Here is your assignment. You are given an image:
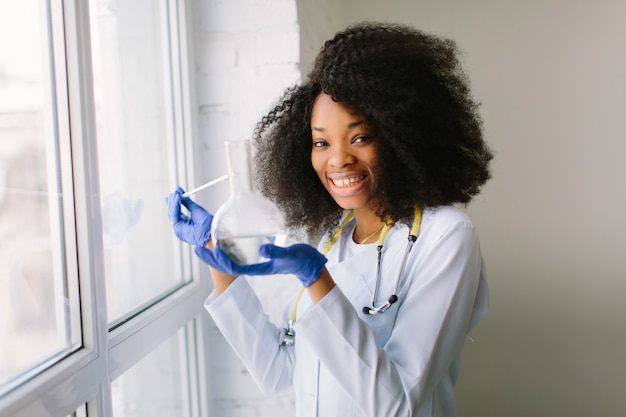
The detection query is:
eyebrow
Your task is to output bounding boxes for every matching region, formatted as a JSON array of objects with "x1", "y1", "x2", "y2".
[{"x1": 312, "y1": 120, "x2": 365, "y2": 132}]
